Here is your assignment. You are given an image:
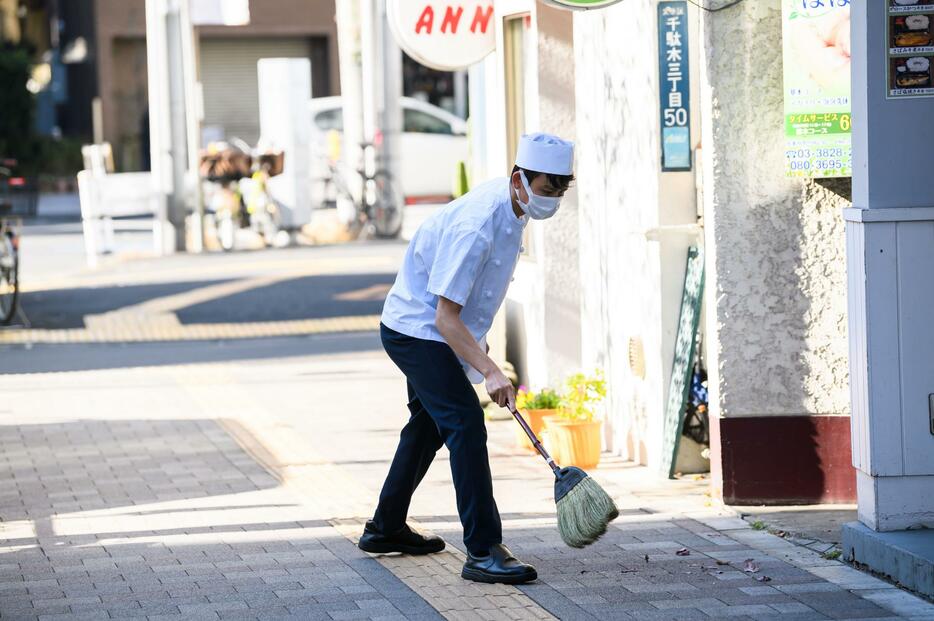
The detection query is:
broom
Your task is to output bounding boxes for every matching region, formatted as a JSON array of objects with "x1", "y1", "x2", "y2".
[{"x1": 508, "y1": 405, "x2": 619, "y2": 548}]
